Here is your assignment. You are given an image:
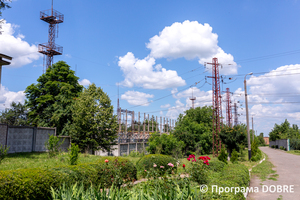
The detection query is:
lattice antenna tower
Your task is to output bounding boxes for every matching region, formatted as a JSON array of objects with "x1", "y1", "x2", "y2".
[
  {"x1": 38, "y1": 0, "x2": 64, "y2": 72},
  {"x1": 206, "y1": 57, "x2": 222, "y2": 157},
  {"x1": 189, "y1": 87, "x2": 196, "y2": 109},
  {"x1": 226, "y1": 88, "x2": 233, "y2": 127},
  {"x1": 234, "y1": 102, "x2": 238, "y2": 126}
]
